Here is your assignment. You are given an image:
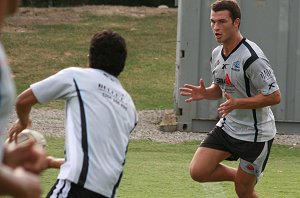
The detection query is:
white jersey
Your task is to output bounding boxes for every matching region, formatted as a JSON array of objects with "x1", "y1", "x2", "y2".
[
  {"x1": 31, "y1": 67, "x2": 138, "y2": 197},
  {"x1": 211, "y1": 38, "x2": 279, "y2": 142},
  {"x1": 0, "y1": 43, "x2": 16, "y2": 161}
]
